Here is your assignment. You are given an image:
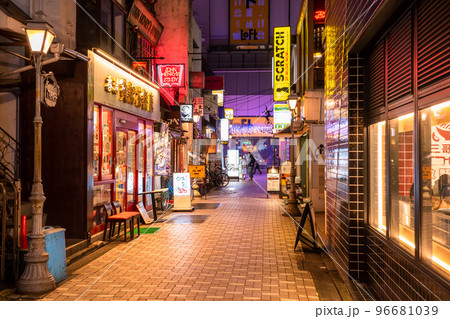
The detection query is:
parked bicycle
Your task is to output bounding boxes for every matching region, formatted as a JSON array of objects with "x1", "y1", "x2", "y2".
[{"x1": 206, "y1": 162, "x2": 229, "y2": 187}]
